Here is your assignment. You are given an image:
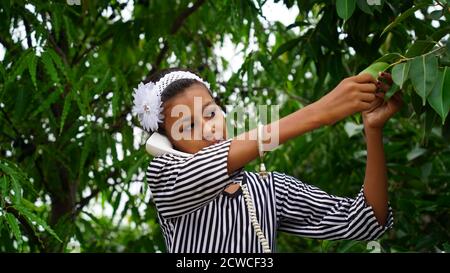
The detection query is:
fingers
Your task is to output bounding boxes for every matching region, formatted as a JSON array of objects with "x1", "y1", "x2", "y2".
[
  {"x1": 352, "y1": 73, "x2": 377, "y2": 84},
  {"x1": 359, "y1": 101, "x2": 372, "y2": 111},
  {"x1": 378, "y1": 72, "x2": 393, "y2": 85},
  {"x1": 376, "y1": 81, "x2": 390, "y2": 93},
  {"x1": 359, "y1": 83, "x2": 377, "y2": 93},
  {"x1": 376, "y1": 92, "x2": 385, "y2": 99},
  {"x1": 386, "y1": 92, "x2": 403, "y2": 115},
  {"x1": 391, "y1": 92, "x2": 403, "y2": 106},
  {"x1": 360, "y1": 92, "x2": 377, "y2": 103}
]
